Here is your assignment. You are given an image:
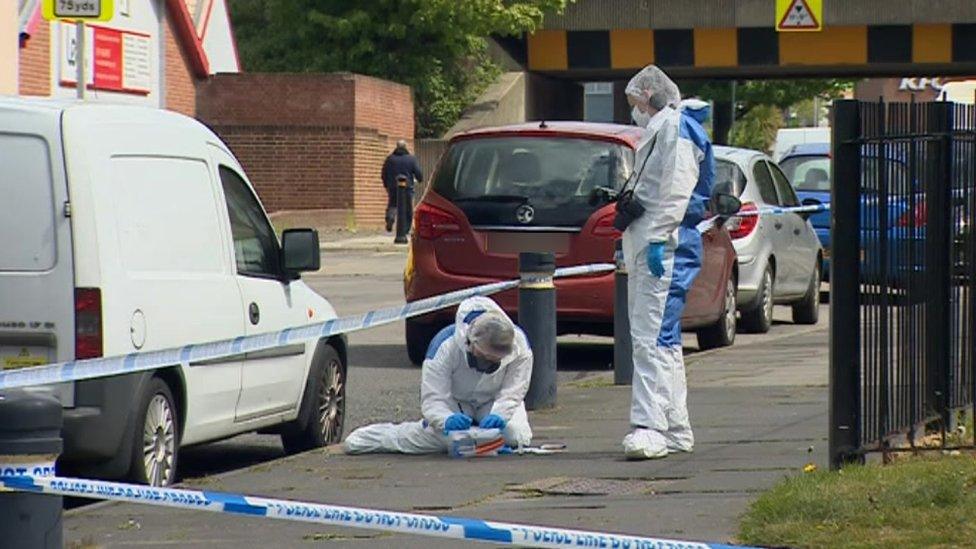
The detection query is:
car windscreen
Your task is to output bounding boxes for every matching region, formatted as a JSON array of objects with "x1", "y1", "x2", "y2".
[{"x1": 432, "y1": 136, "x2": 634, "y2": 227}]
